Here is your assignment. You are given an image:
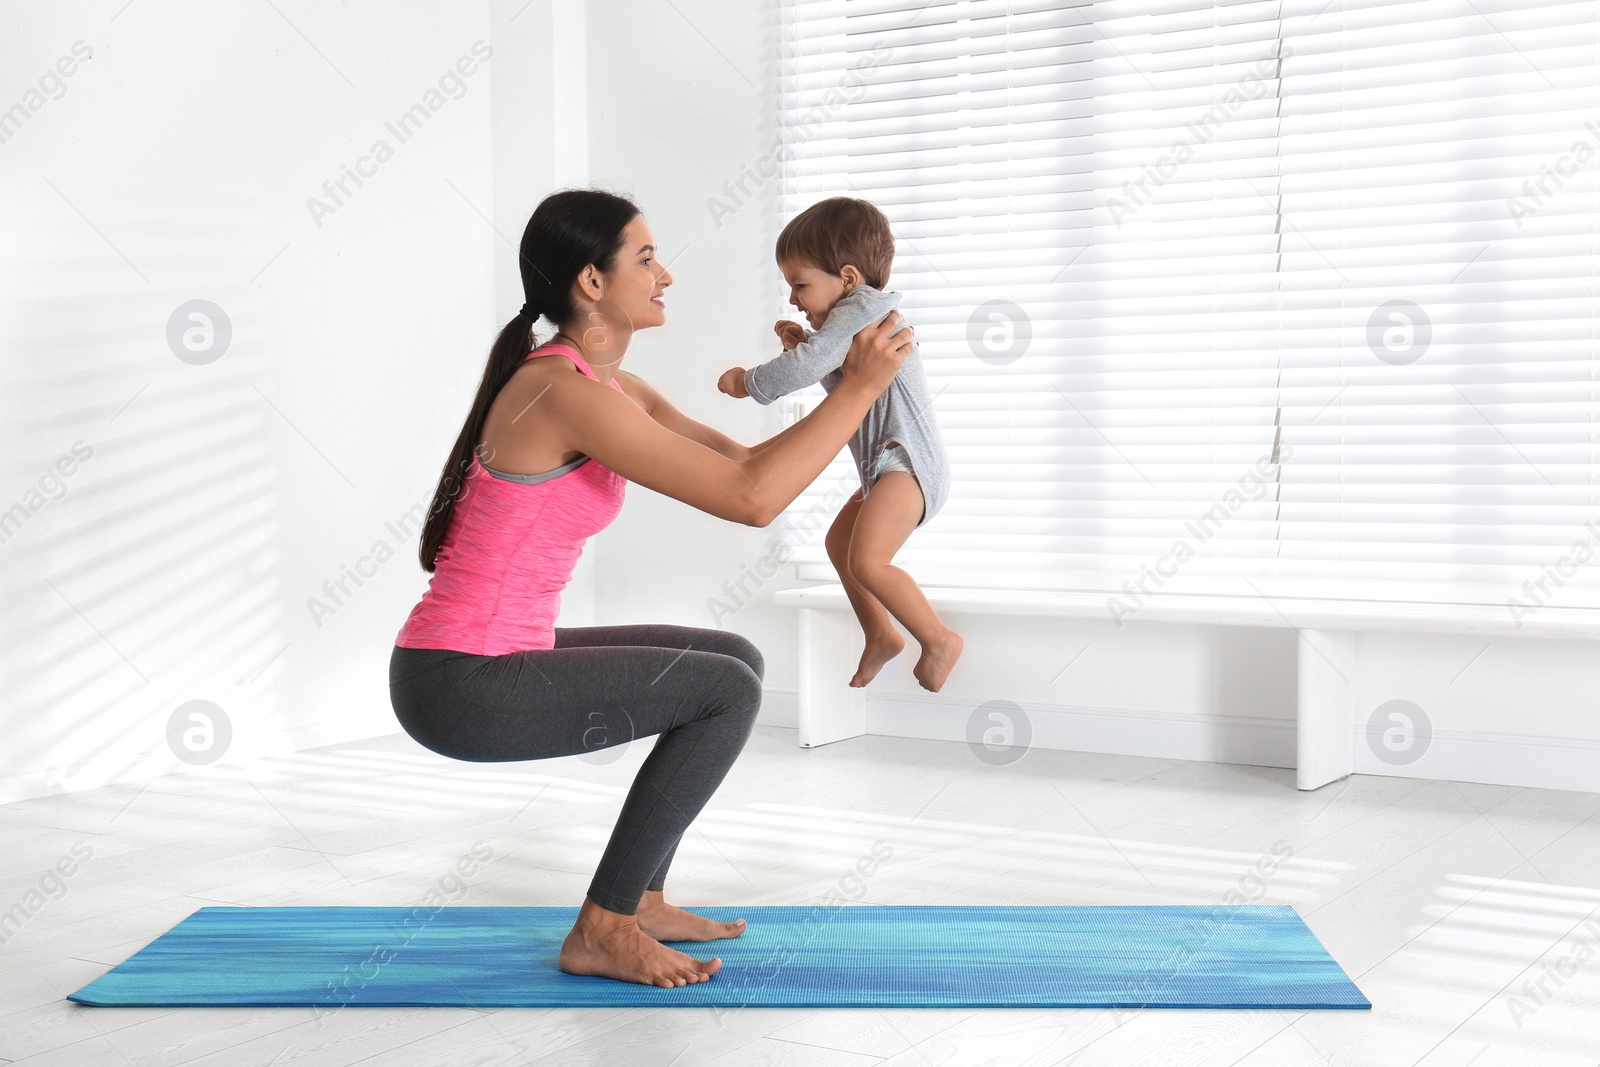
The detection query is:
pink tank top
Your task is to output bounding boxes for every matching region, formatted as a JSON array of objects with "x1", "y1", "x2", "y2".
[{"x1": 395, "y1": 343, "x2": 627, "y2": 655}]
